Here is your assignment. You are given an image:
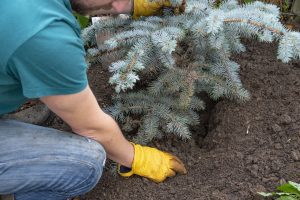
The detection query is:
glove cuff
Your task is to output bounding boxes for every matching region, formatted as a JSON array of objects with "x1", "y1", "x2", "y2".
[
  {"x1": 118, "y1": 142, "x2": 136, "y2": 177},
  {"x1": 118, "y1": 164, "x2": 134, "y2": 177}
]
